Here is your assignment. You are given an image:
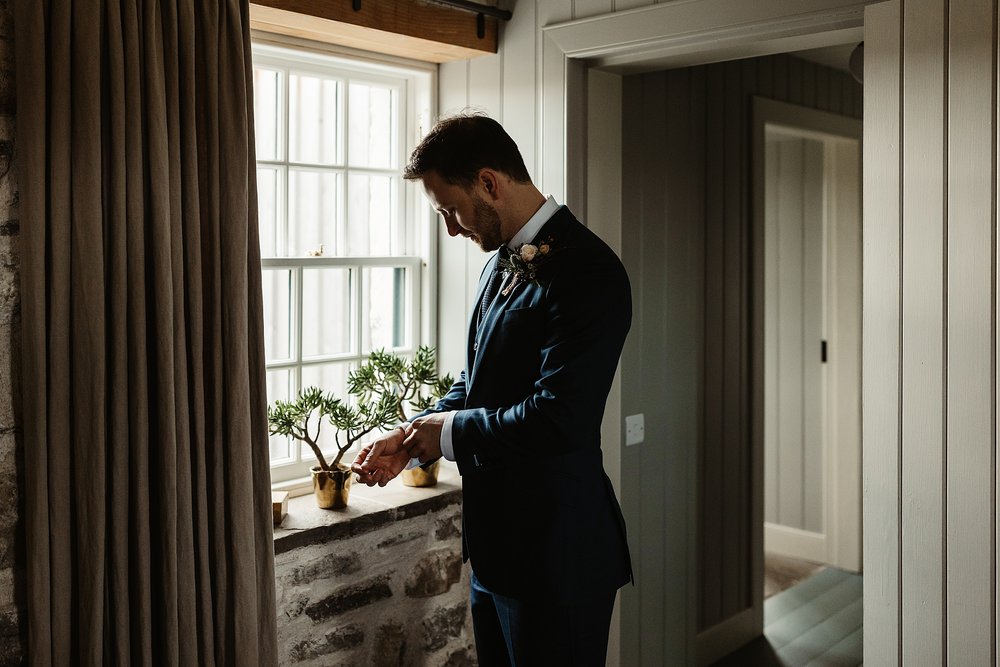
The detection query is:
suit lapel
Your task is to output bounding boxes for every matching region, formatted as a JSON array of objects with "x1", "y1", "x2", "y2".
[
  {"x1": 466, "y1": 210, "x2": 569, "y2": 392},
  {"x1": 467, "y1": 252, "x2": 500, "y2": 380},
  {"x1": 468, "y1": 270, "x2": 514, "y2": 391}
]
